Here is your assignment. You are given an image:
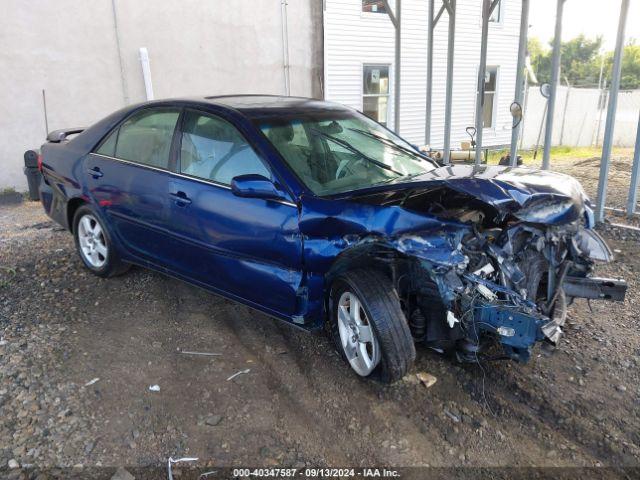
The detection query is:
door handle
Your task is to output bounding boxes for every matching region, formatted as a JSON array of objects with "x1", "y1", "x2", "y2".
[
  {"x1": 169, "y1": 191, "x2": 192, "y2": 206},
  {"x1": 87, "y1": 167, "x2": 103, "y2": 178}
]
